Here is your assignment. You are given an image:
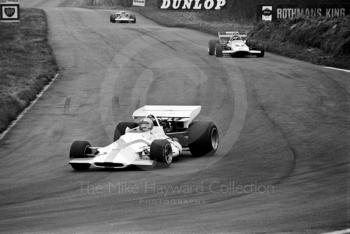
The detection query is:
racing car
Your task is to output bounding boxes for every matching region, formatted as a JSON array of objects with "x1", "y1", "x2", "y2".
[
  {"x1": 69, "y1": 105, "x2": 219, "y2": 171},
  {"x1": 208, "y1": 31, "x2": 264, "y2": 58},
  {"x1": 110, "y1": 11, "x2": 136, "y2": 23}
]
